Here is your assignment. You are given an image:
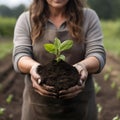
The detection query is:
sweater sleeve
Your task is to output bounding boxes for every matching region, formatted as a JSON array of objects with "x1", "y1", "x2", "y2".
[
  {"x1": 84, "y1": 8, "x2": 106, "y2": 73},
  {"x1": 12, "y1": 11, "x2": 33, "y2": 73}
]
